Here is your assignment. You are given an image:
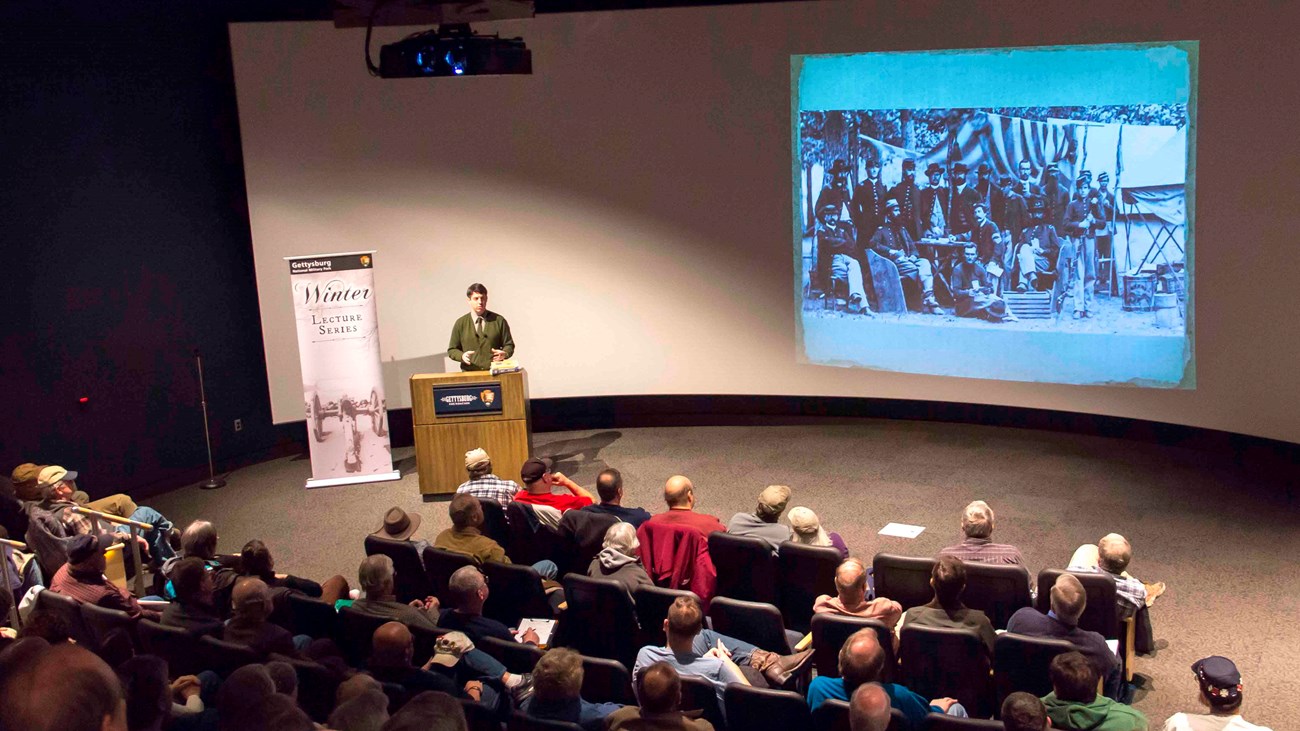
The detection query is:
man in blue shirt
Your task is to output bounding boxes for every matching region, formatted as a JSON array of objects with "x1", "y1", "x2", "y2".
[
  {"x1": 581, "y1": 468, "x2": 652, "y2": 527},
  {"x1": 806, "y1": 628, "x2": 966, "y2": 728}
]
